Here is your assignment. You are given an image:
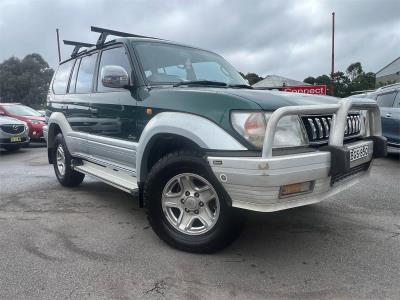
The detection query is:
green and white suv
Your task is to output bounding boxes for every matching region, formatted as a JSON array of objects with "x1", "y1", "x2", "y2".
[{"x1": 44, "y1": 27, "x2": 387, "y2": 253}]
